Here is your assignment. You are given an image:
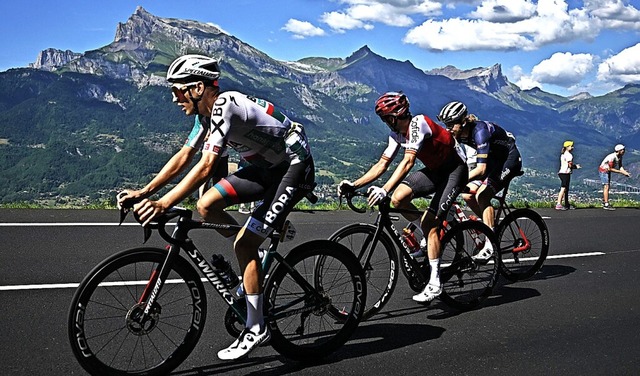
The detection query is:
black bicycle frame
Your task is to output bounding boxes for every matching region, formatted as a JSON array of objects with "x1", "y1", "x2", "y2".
[
  {"x1": 359, "y1": 198, "x2": 428, "y2": 285},
  {"x1": 133, "y1": 208, "x2": 326, "y2": 327}
]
